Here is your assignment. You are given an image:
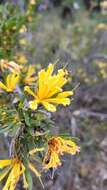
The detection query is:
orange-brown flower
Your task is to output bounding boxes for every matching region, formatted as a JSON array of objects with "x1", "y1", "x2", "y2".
[{"x1": 43, "y1": 136, "x2": 80, "y2": 170}]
